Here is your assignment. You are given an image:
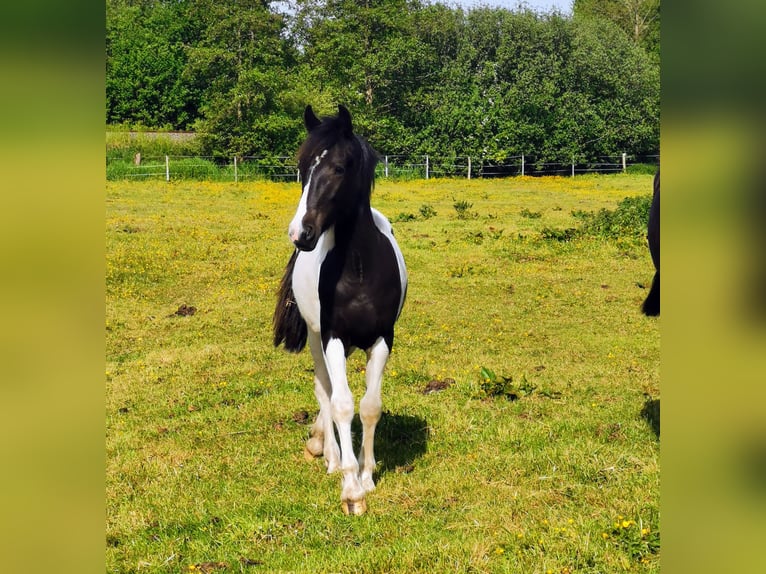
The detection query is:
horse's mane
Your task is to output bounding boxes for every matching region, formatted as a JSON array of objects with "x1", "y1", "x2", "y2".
[{"x1": 296, "y1": 114, "x2": 379, "y2": 197}]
